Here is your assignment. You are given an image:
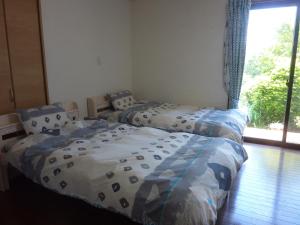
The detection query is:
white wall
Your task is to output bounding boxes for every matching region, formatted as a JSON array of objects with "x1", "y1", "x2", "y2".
[
  {"x1": 41, "y1": 0, "x2": 228, "y2": 114},
  {"x1": 40, "y1": 0, "x2": 132, "y2": 117},
  {"x1": 131, "y1": 0, "x2": 228, "y2": 108}
]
